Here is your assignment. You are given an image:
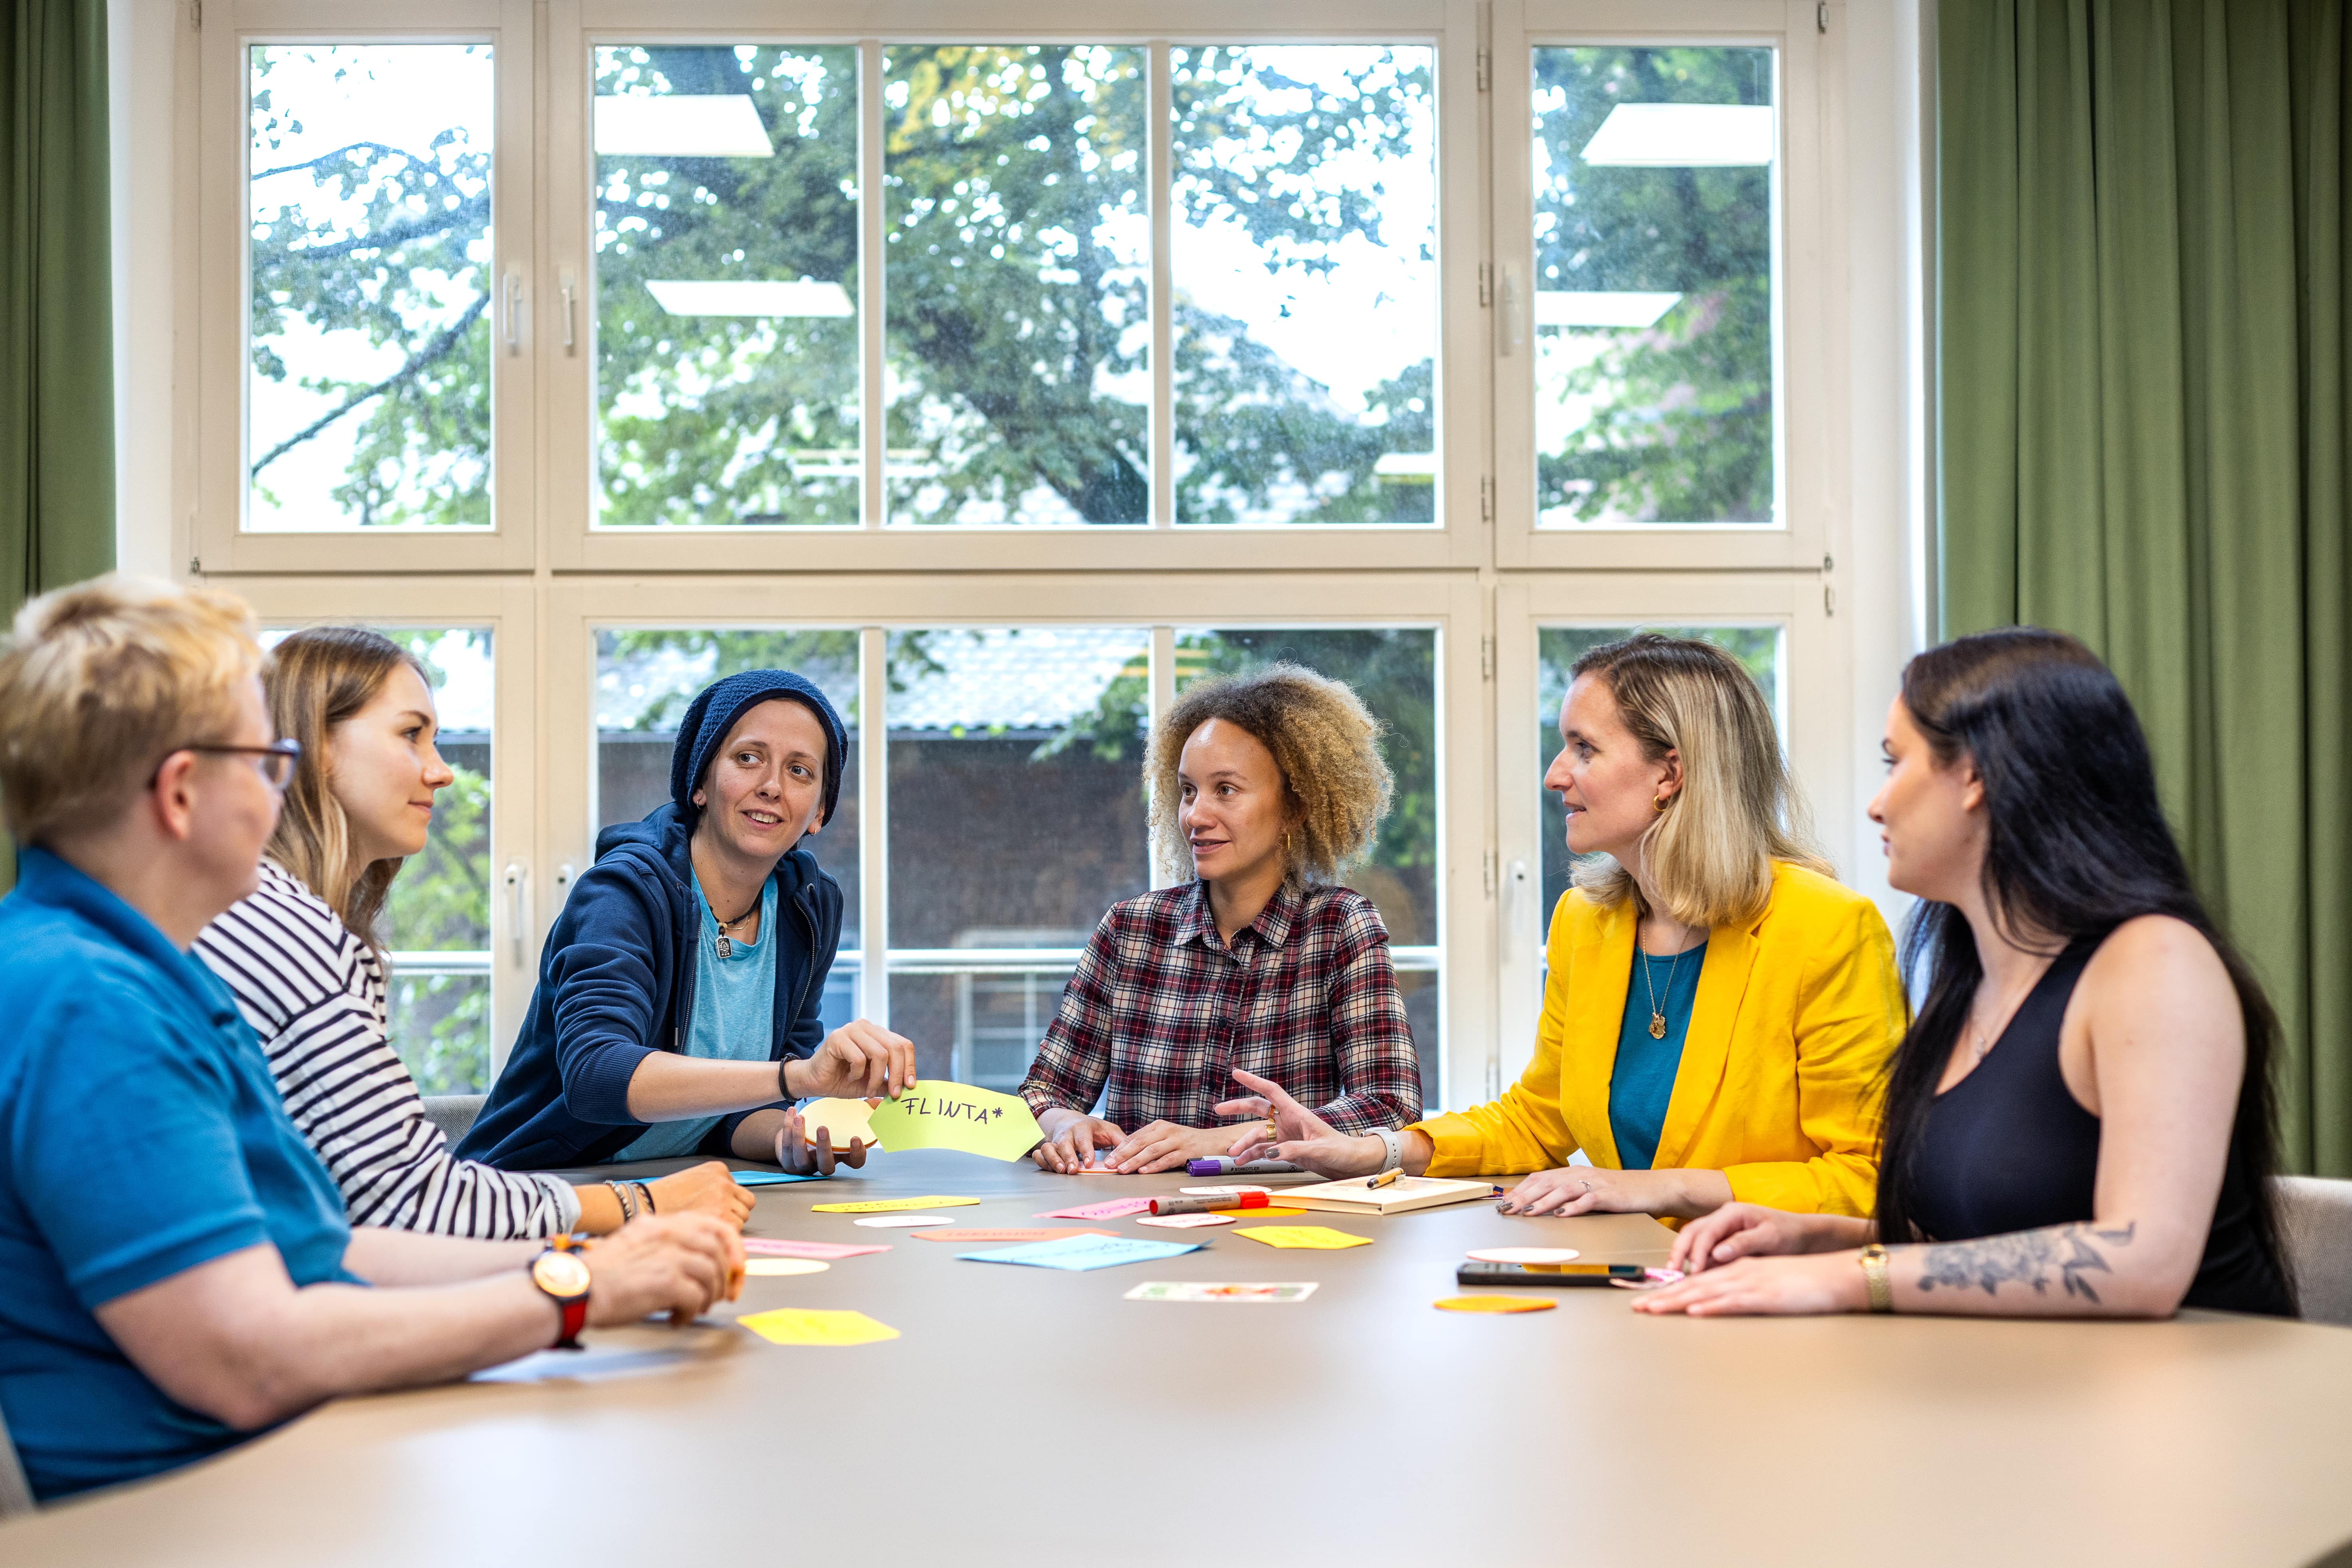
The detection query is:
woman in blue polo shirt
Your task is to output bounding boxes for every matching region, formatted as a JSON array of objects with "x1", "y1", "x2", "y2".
[
  {"x1": 0, "y1": 577, "x2": 741, "y2": 1502},
  {"x1": 461, "y1": 670, "x2": 916, "y2": 1175}
]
